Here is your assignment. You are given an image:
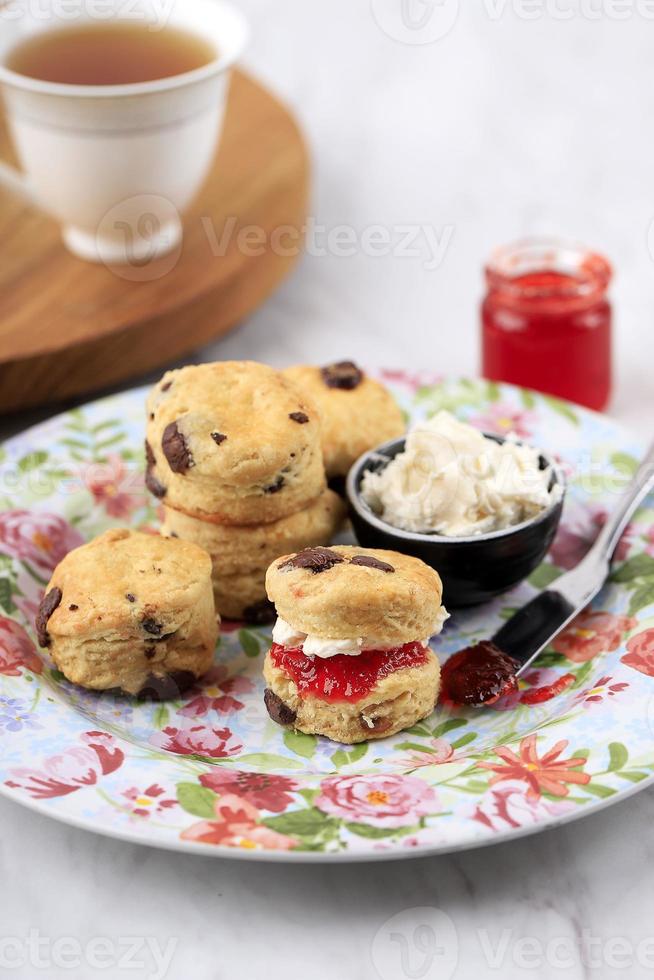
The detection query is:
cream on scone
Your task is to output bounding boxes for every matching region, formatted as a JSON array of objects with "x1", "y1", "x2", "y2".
[
  {"x1": 263, "y1": 546, "x2": 447, "y2": 743},
  {"x1": 35, "y1": 529, "x2": 218, "y2": 699}
]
